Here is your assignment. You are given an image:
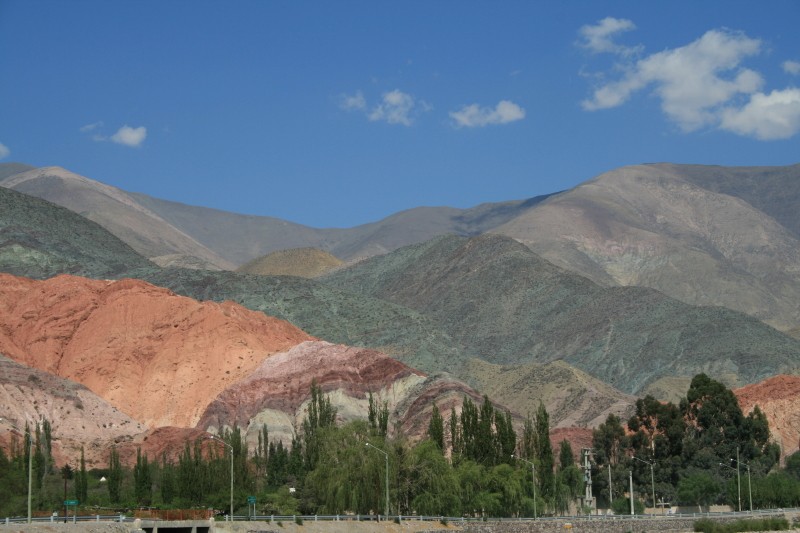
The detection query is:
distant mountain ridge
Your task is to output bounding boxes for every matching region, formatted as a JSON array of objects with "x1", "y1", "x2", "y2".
[
  {"x1": 494, "y1": 163, "x2": 800, "y2": 335},
  {"x1": 0, "y1": 163, "x2": 551, "y2": 268},
  {"x1": 321, "y1": 234, "x2": 800, "y2": 394},
  {"x1": 3, "y1": 164, "x2": 800, "y2": 461}
]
